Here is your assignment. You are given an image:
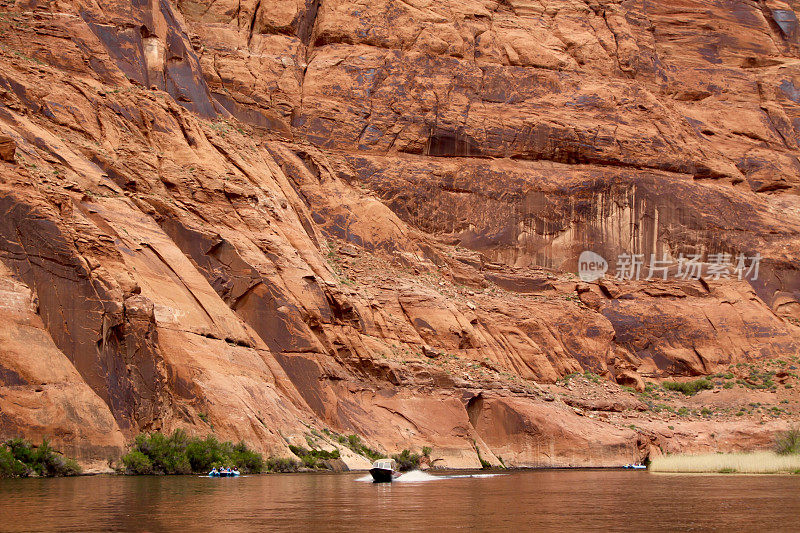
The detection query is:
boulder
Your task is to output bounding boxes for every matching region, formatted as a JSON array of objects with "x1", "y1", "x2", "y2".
[
  {"x1": 0, "y1": 135, "x2": 15, "y2": 162},
  {"x1": 615, "y1": 369, "x2": 646, "y2": 392}
]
